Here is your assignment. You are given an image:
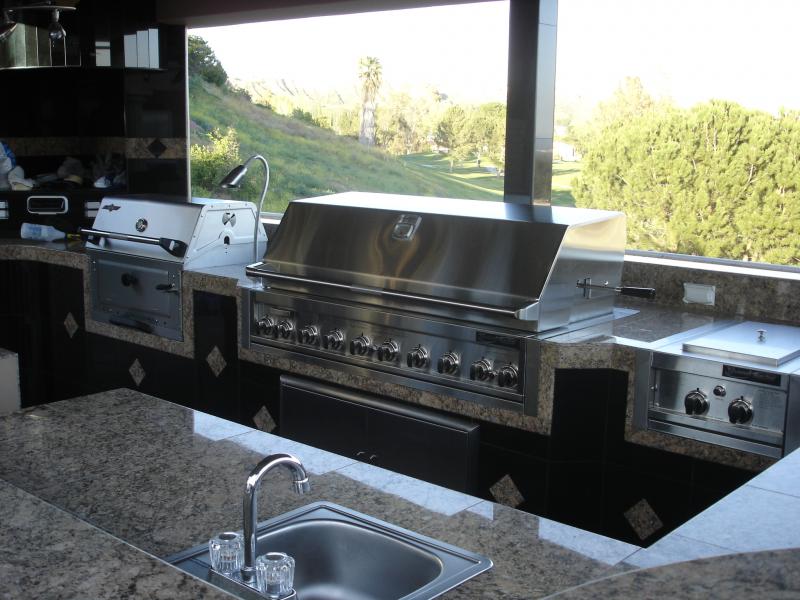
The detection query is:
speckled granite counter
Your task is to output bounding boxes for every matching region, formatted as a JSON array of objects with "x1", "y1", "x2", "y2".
[
  {"x1": 0, "y1": 478, "x2": 236, "y2": 599},
  {"x1": 0, "y1": 389, "x2": 639, "y2": 599},
  {"x1": 2, "y1": 389, "x2": 800, "y2": 599}
]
